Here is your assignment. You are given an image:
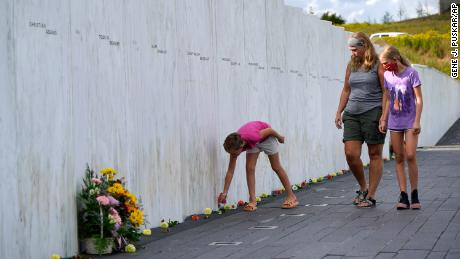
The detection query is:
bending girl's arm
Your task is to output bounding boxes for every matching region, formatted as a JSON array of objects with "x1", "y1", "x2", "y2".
[
  {"x1": 222, "y1": 154, "x2": 238, "y2": 195},
  {"x1": 259, "y1": 128, "x2": 284, "y2": 143}
]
